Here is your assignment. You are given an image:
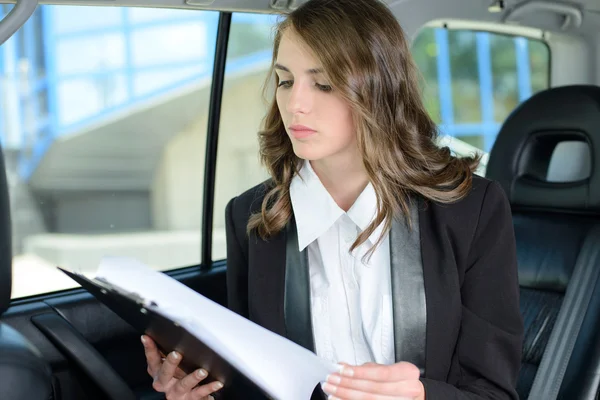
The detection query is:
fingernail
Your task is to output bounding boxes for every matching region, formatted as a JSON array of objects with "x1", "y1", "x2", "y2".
[
  {"x1": 326, "y1": 374, "x2": 341, "y2": 384},
  {"x1": 214, "y1": 382, "x2": 224, "y2": 390},
  {"x1": 169, "y1": 351, "x2": 179, "y2": 360},
  {"x1": 322, "y1": 383, "x2": 336, "y2": 394},
  {"x1": 196, "y1": 369, "x2": 207, "y2": 378},
  {"x1": 340, "y1": 366, "x2": 354, "y2": 377},
  {"x1": 141, "y1": 335, "x2": 146, "y2": 345}
]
